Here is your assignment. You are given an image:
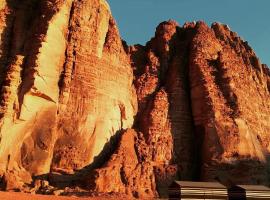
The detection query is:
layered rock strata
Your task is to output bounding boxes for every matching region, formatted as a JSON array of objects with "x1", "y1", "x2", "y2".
[
  {"x1": 0, "y1": 0, "x2": 269, "y2": 199},
  {"x1": 0, "y1": 0, "x2": 136, "y2": 188},
  {"x1": 92, "y1": 21, "x2": 270, "y2": 198}
]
